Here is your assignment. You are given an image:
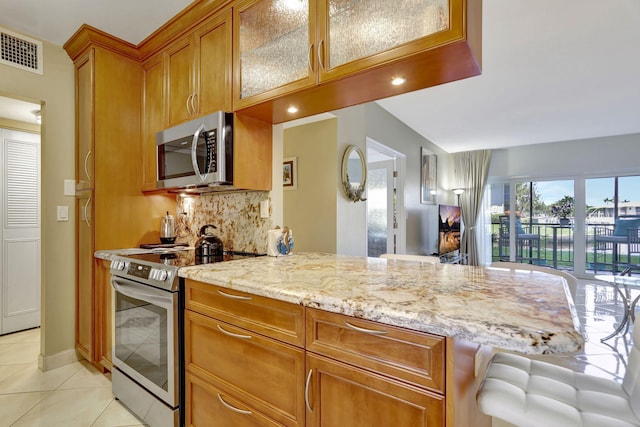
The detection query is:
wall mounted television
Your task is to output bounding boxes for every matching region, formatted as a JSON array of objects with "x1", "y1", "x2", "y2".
[{"x1": 438, "y1": 204, "x2": 461, "y2": 256}]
